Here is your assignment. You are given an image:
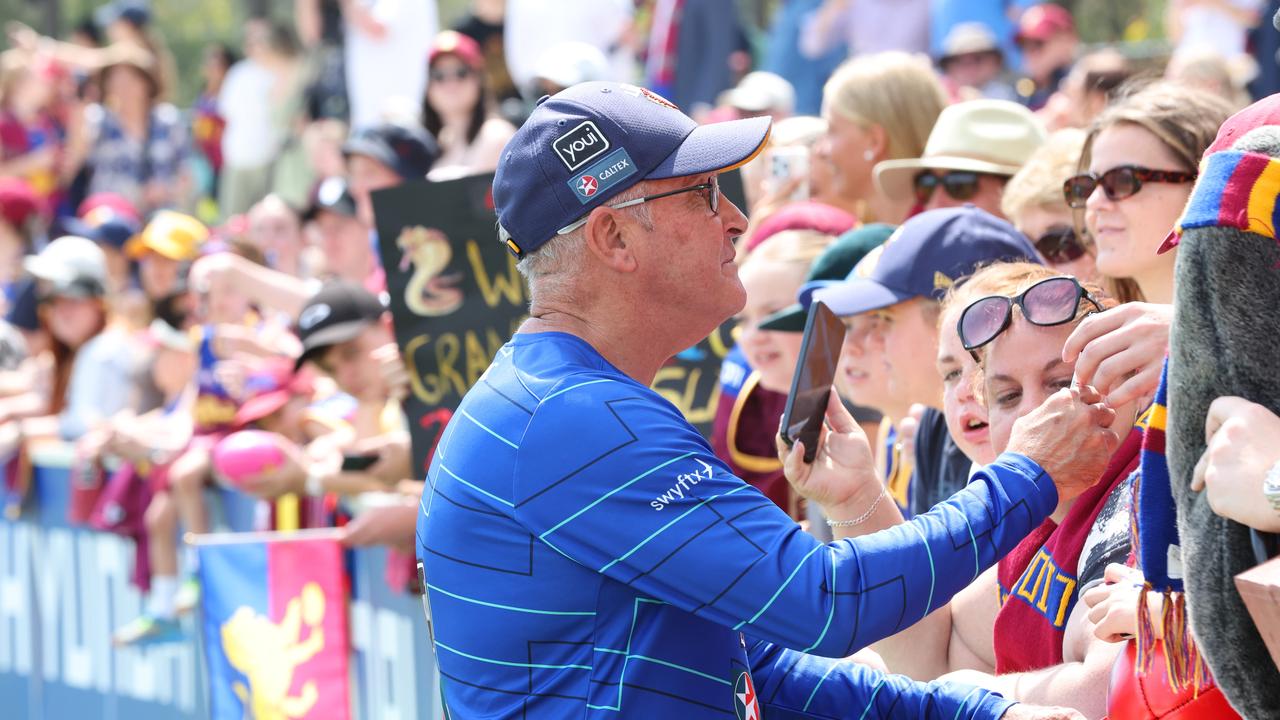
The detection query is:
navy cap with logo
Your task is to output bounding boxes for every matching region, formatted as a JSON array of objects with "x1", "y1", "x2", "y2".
[
  {"x1": 342, "y1": 123, "x2": 441, "y2": 181},
  {"x1": 492, "y1": 81, "x2": 771, "y2": 258},
  {"x1": 813, "y1": 206, "x2": 1040, "y2": 317},
  {"x1": 294, "y1": 280, "x2": 387, "y2": 371}
]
